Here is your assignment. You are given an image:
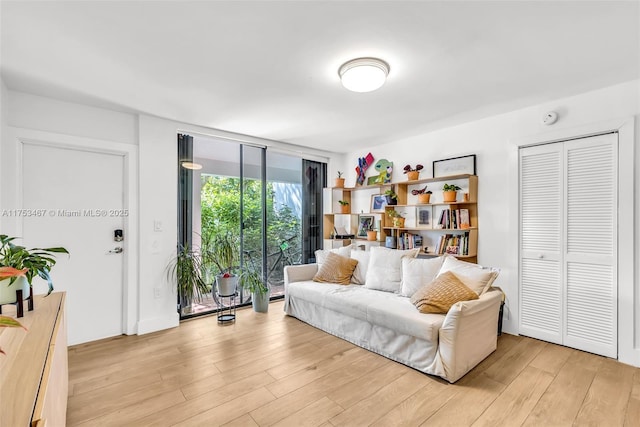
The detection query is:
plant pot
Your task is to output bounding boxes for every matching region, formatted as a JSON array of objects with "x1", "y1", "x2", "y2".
[
  {"x1": 366, "y1": 230, "x2": 377, "y2": 241},
  {"x1": 252, "y1": 290, "x2": 270, "y2": 313},
  {"x1": 443, "y1": 191, "x2": 458, "y2": 203},
  {"x1": 334, "y1": 177, "x2": 345, "y2": 188},
  {"x1": 406, "y1": 171, "x2": 420, "y2": 181},
  {"x1": 216, "y1": 274, "x2": 238, "y2": 296},
  {"x1": 340, "y1": 205, "x2": 350, "y2": 214},
  {"x1": 0, "y1": 276, "x2": 30, "y2": 305},
  {"x1": 392, "y1": 217, "x2": 405, "y2": 228},
  {"x1": 385, "y1": 196, "x2": 397, "y2": 206},
  {"x1": 417, "y1": 193, "x2": 431, "y2": 204}
]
